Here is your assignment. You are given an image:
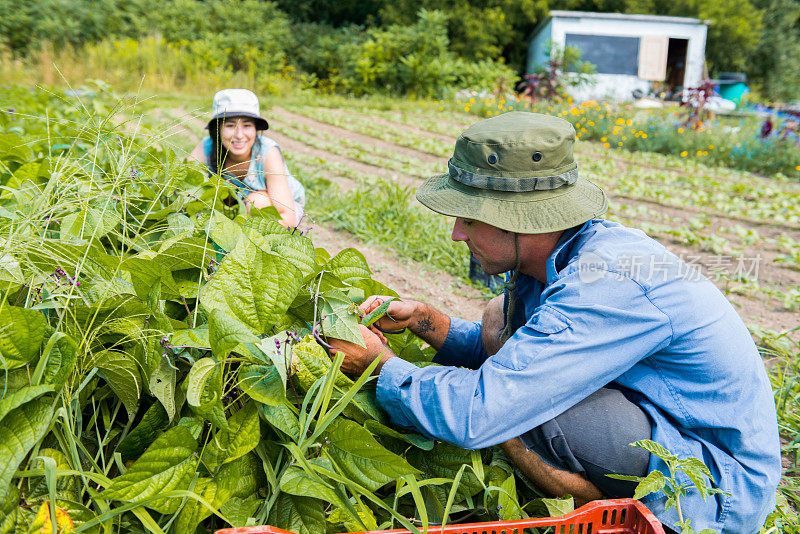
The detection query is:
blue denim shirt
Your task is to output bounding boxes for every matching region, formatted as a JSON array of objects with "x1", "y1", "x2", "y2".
[{"x1": 377, "y1": 219, "x2": 780, "y2": 533}]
